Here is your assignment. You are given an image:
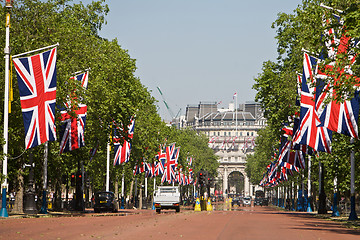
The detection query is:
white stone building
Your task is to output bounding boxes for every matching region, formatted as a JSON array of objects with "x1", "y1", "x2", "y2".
[{"x1": 181, "y1": 101, "x2": 266, "y2": 197}]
